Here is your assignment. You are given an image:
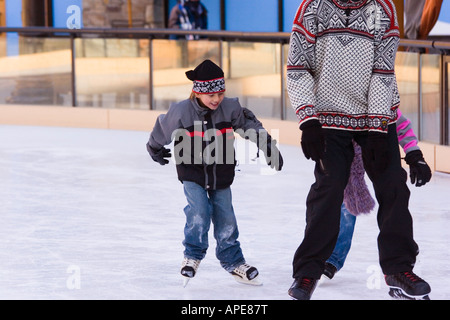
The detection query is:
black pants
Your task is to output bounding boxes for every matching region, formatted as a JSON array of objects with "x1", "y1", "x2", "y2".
[{"x1": 293, "y1": 124, "x2": 418, "y2": 279}]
